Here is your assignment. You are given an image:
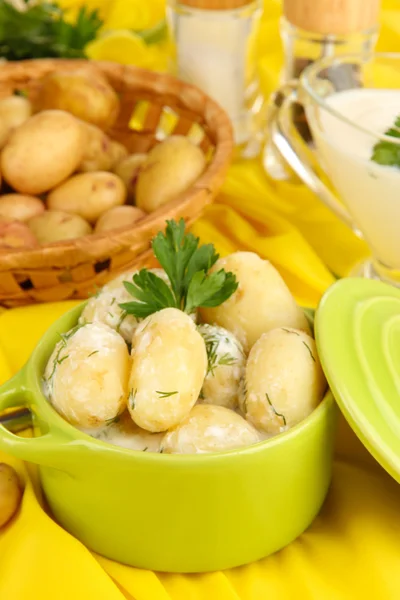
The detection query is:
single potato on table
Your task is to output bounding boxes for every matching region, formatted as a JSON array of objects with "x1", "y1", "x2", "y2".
[
  {"x1": 136, "y1": 136, "x2": 206, "y2": 212},
  {"x1": 0, "y1": 95, "x2": 32, "y2": 149},
  {"x1": 1, "y1": 110, "x2": 85, "y2": 195},
  {"x1": 200, "y1": 252, "x2": 310, "y2": 352},
  {"x1": 0, "y1": 218, "x2": 38, "y2": 250},
  {"x1": 94, "y1": 205, "x2": 145, "y2": 233},
  {"x1": 113, "y1": 153, "x2": 147, "y2": 201},
  {"x1": 47, "y1": 172, "x2": 126, "y2": 224},
  {"x1": 241, "y1": 327, "x2": 327, "y2": 435},
  {"x1": 44, "y1": 322, "x2": 130, "y2": 429},
  {"x1": 161, "y1": 404, "x2": 260, "y2": 454},
  {"x1": 28, "y1": 211, "x2": 92, "y2": 244},
  {"x1": 0, "y1": 463, "x2": 22, "y2": 528},
  {"x1": 0, "y1": 194, "x2": 44, "y2": 222},
  {"x1": 35, "y1": 68, "x2": 120, "y2": 131},
  {"x1": 128, "y1": 308, "x2": 207, "y2": 432}
]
